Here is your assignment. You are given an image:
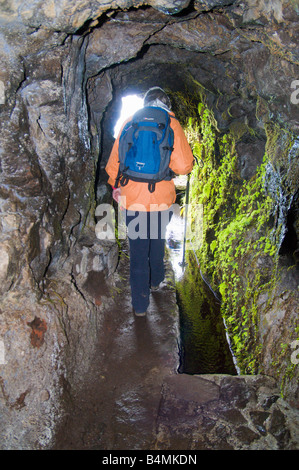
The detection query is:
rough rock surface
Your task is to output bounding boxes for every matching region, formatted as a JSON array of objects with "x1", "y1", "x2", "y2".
[
  {"x1": 0, "y1": 0, "x2": 298, "y2": 449},
  {"x1": 0, "y1": 0, "x2": 191, "y2": 33},
  {"x1": 52, "y1": 250, "x2": 299, "y2": 450}
]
